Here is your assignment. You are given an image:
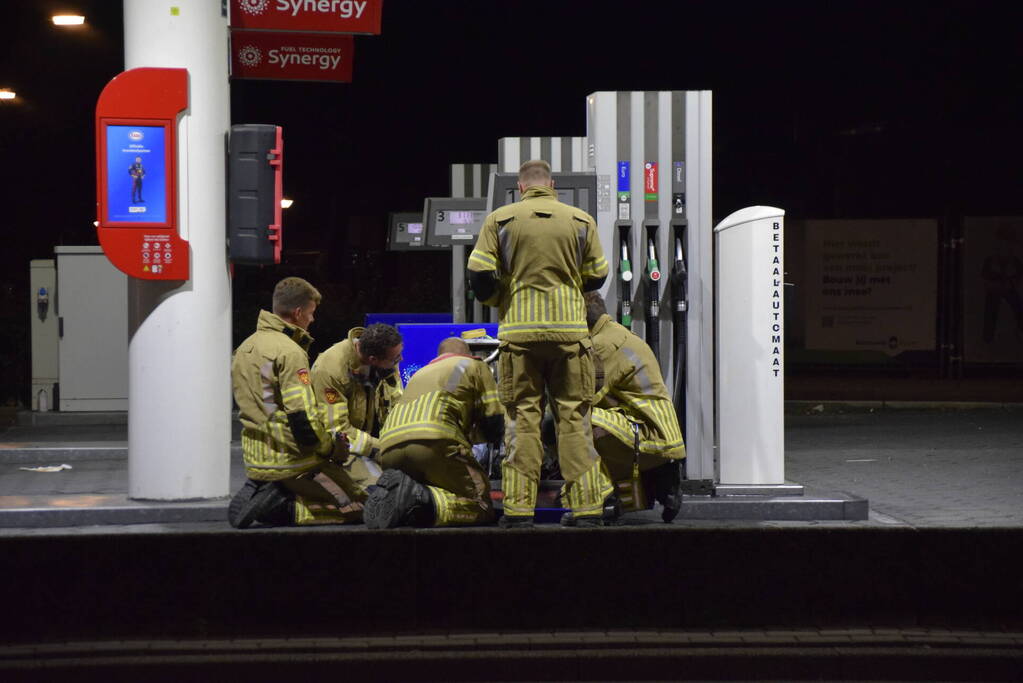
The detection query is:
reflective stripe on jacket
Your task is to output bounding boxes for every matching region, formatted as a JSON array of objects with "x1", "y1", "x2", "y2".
[
  {"x1": 379, "y1": 353, "x2": 501, "y2": 451},
  {"x1": 232, "y1": 310, "x2": 333, "y2": 480},
  {"x1": 590, "y1": 314, "x2": 685, "y2": 458},
  {"x1": 468, "y1": 185, "x2": 608, "y2": 342}
]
